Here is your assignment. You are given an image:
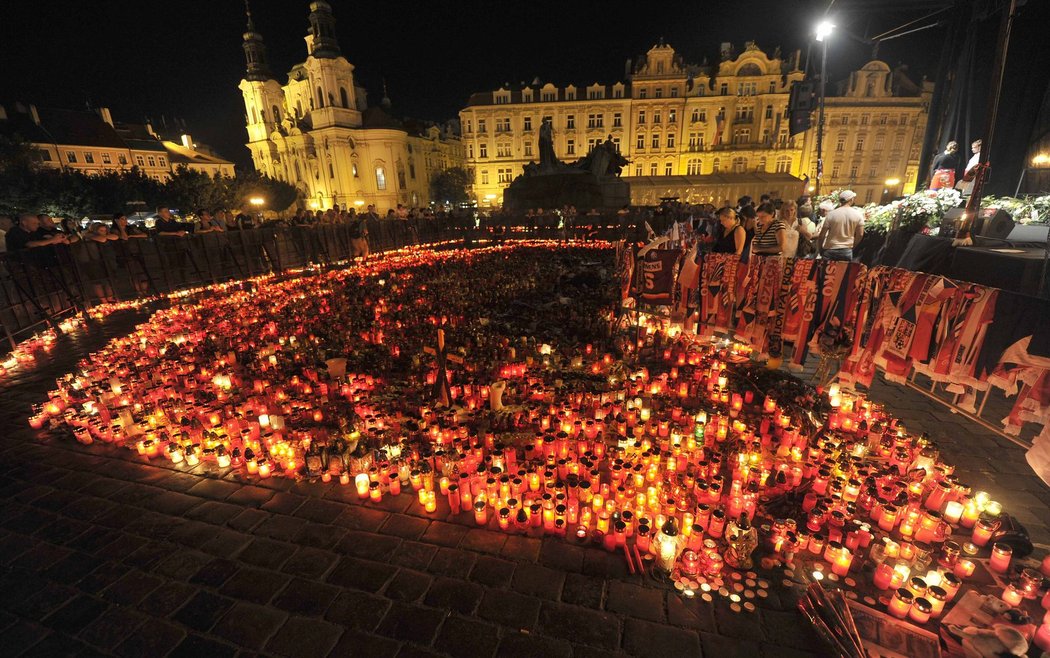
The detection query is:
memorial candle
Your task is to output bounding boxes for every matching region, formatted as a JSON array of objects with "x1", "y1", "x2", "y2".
[
  {"x1": 888, "y1": 589, "x2": 914, "y2": 619},
  {"x1": 873, "y1": 563, "x2": 895, "y2": 590},
  {"x1": 989, "y1": 543, "x2": 1012, "y2": 573},
  {"x1": 943, "y1": 500, "x2": 964, "y2": 525},
  {"x1": 972, "y1": 518, "x2": 997, "y2": 547},
  {"x1": 1002, "y1": 584, "x2": 1024, "y2": 607}
]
